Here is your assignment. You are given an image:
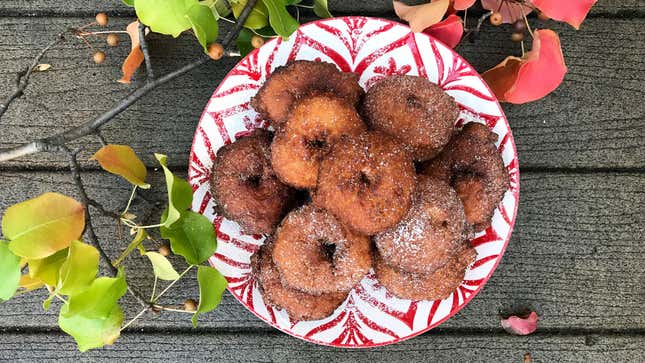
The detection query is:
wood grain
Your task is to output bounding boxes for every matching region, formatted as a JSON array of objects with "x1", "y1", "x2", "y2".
[
  {"x1": 0, "y1": 0, "x2": 642, "y2": 16},
  {"x1": 0, "y1": 170, "x2": 642, "y2": 331},
  {"x1": 0, "y1": 331, "x2": 643, "y2": 362},
  {"x1": 0, "y1": 17, "x2": 642, "y2": 170}
]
